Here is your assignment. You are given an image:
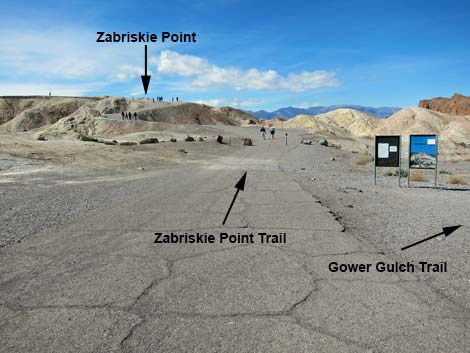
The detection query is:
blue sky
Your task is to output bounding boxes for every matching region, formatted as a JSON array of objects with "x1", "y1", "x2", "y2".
[{"x1": 0, "y1": 0, "x2": 469, "y2": 111}]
